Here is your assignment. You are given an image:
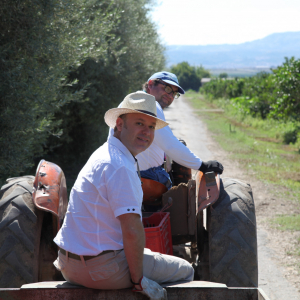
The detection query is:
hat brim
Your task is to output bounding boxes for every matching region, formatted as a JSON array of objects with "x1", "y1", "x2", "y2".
[
  {"x1": 161, "y1": 79, "x2": 185, "y2": 94},
  {"x1": 104, "y1": 108, "x2": 168, "y2": 130}
]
